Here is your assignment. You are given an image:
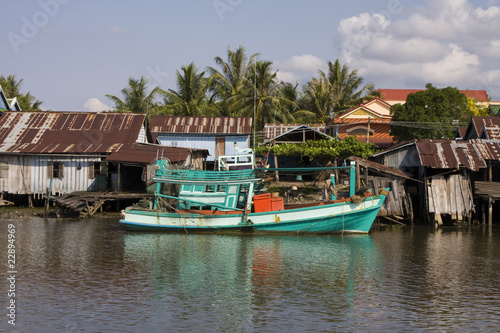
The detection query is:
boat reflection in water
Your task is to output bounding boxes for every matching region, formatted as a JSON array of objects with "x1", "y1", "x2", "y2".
[{"x1": 123, "y1": 232, "x2": 381, "y2": 332}]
